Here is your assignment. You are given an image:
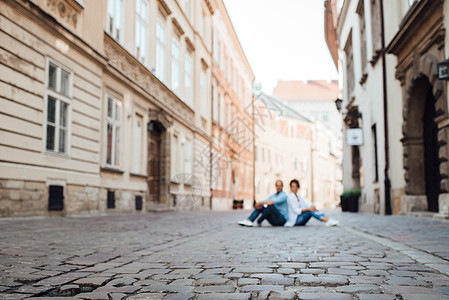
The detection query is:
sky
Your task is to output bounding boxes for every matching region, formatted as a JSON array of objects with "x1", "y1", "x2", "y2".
[{"x1": 223, "y1": 0, "x2": 338, "y2": 94}]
